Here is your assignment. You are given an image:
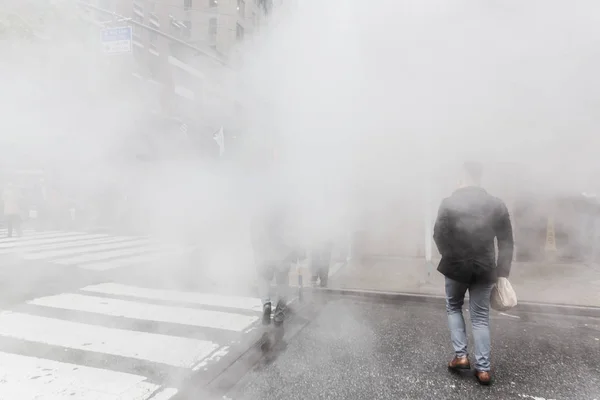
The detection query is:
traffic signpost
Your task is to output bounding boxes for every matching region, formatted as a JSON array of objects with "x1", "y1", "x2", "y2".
[{"x1": 101, "y1": 26, "x2": 132, "y2": 54}]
